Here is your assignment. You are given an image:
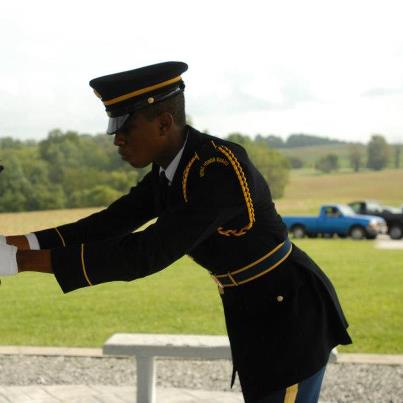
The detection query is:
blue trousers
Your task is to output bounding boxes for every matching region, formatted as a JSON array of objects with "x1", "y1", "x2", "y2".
[{"x1": 254, "y1": 365, "x2": 327, "y2": 403}]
